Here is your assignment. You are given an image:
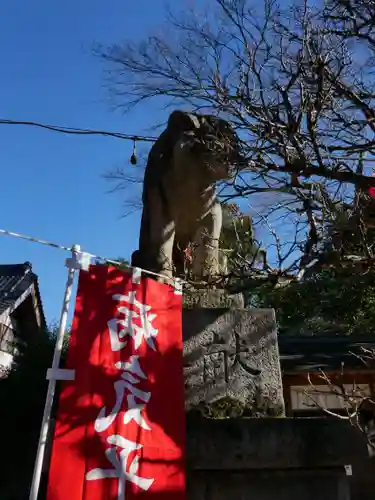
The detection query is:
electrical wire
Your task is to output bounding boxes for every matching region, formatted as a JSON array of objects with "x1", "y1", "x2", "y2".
[{"x1": 0, "y1": 119, "x2": 157, "y2": 143}]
